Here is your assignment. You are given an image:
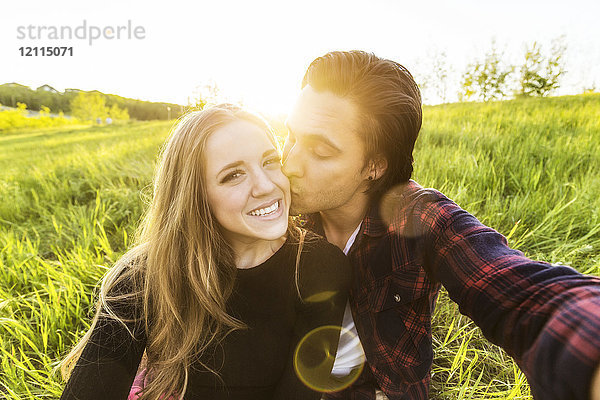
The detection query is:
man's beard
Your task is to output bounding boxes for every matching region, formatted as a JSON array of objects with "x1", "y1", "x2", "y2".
[{"x1": 289, "y1": 192, "x2": 306, "y2": 216}]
